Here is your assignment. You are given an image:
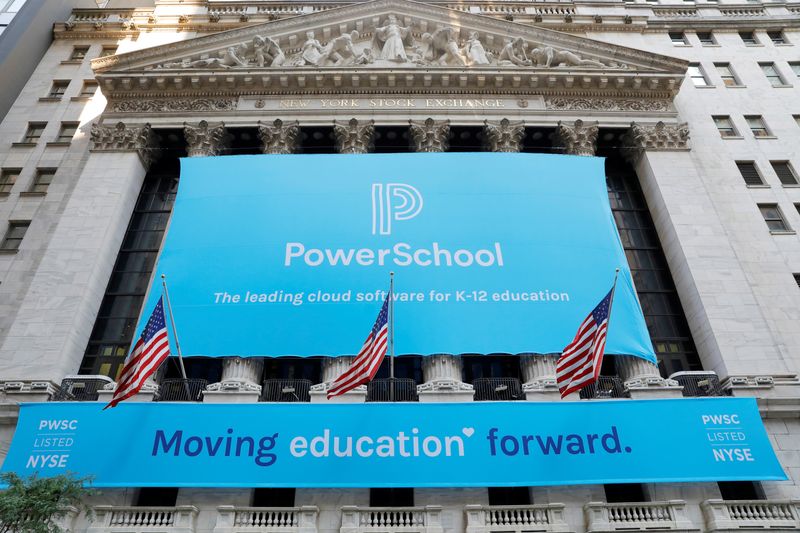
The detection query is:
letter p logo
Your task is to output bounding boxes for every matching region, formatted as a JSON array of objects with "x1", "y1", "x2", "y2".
[{"x1": 372, "y1": 183, "x2": 423, "y2": 235}]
